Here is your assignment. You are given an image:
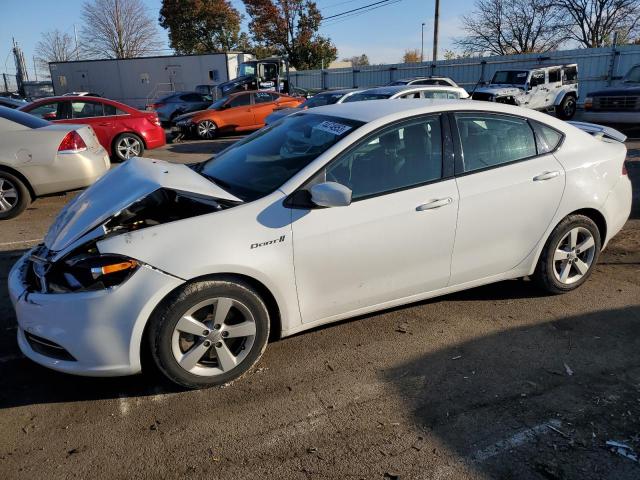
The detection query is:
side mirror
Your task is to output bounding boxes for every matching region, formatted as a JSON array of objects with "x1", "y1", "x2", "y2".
[{"x1": 310, "y1": 182, "x2": 352, "y2": 207}]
